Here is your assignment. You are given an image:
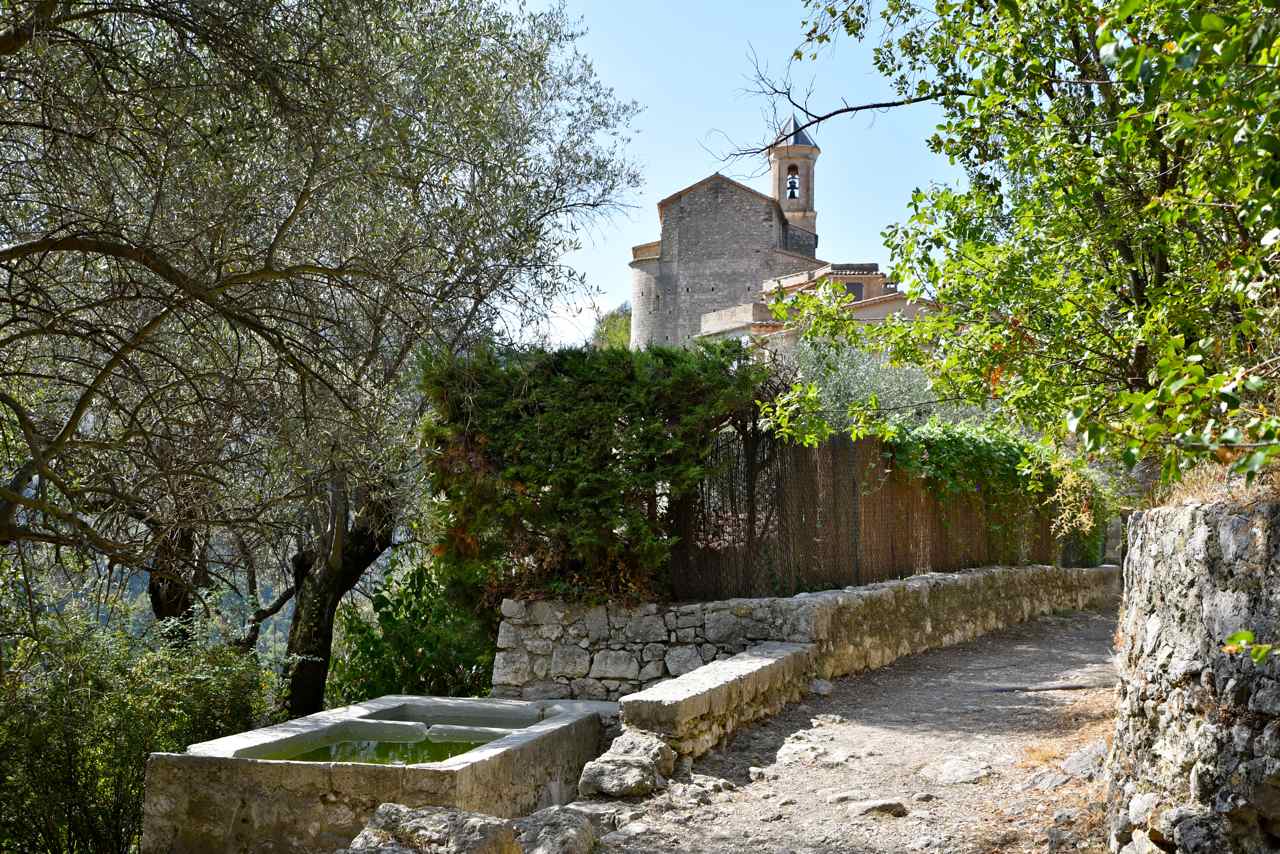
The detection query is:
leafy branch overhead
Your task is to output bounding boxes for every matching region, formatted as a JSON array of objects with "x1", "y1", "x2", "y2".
[{"x1": 773, "y1": 0, "x2": 1280, "y2": 482}]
